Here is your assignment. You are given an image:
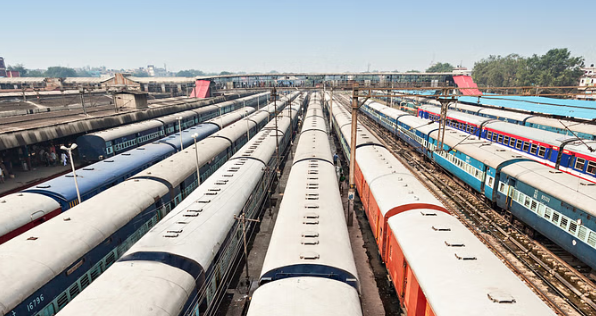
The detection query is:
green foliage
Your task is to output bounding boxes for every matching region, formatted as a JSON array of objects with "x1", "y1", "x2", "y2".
[
  {"x1": 219, "y1": 71, "x2": 233, "y2": 75},
  {"x1": 132, "y1": 71, "x2": 150, "y2": 77},
  {"x1": 472, "y1": 49, "x2": 584, "y2": 88},
  {"x1": 406, "y1": 70, "x2": 421, "y2": 73},
  {"x1": 426, "y1": 62, "x2": 454, "y2": 73},
  {"x1": 26, "y1": 70, "x2": 45, "y2": 77},
  {"x1": 176, "y1": 69, "x2": 205, "y2": 77},
  {"x1": 76, "y1": 69, "x2": 93, "y2": 77},
  {"x1": 45, "y1": 66, "x2": 77, "y2": 78},
  {"x1": 7, "y1": 64, "x2": 27, "y2": 76}
]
